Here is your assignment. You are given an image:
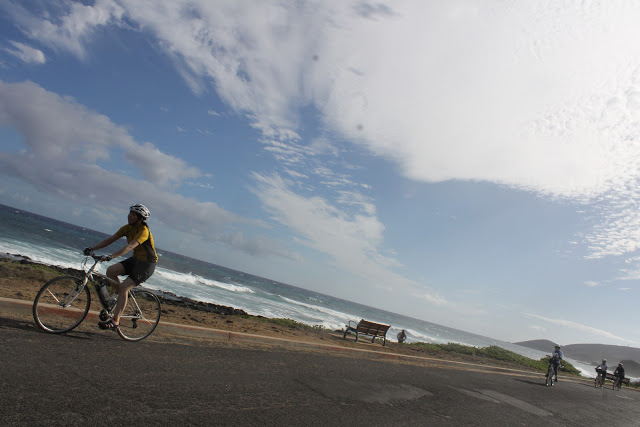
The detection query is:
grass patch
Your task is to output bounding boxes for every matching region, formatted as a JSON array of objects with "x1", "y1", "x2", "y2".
[
  {"x1": 408, "y1": 342, "x2": 581, "y2": 375},
  {"x1": 0, "y1": 258, "x2": 61, "y2": 282},
  {"x1": 248, "y1": 316, "x2": 326, "y2": 331}
]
